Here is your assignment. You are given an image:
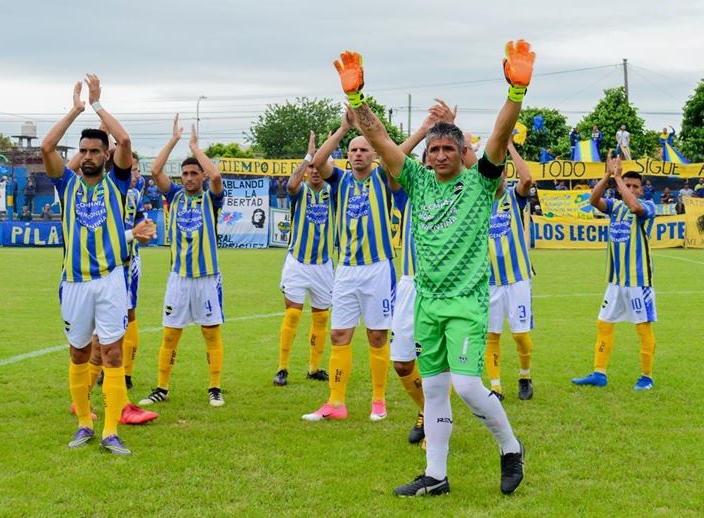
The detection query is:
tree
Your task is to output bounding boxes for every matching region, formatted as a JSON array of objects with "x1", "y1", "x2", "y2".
[
  {"x1": 678, "y1": 78, "x2": 704, "y2": 163},
  {"x1": 247, "y1": 96, "x2": 406, "y2": 159},
  {"x1": 516, "y1": 107, "x2": 570, "y2": 162},
  {"x1": 0, "y1": 133, "x2": 14, "y2": 153},
  {"x1": 577, "y1": 86, "x2": 655, "y2": 160},
  {"x1": 247, "y1": 97, "x2": 342, "y2": 158},
  {"x1": 203, "y1": 142, "x2": 253, "y2": 159}
]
